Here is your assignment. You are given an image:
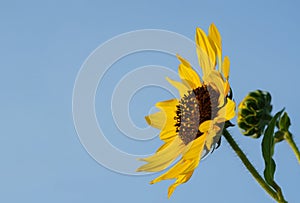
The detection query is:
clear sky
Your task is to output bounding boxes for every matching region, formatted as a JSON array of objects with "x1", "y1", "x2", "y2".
[{"x1": 1, "y1": 0, "x2": 300, "y2": 202}]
